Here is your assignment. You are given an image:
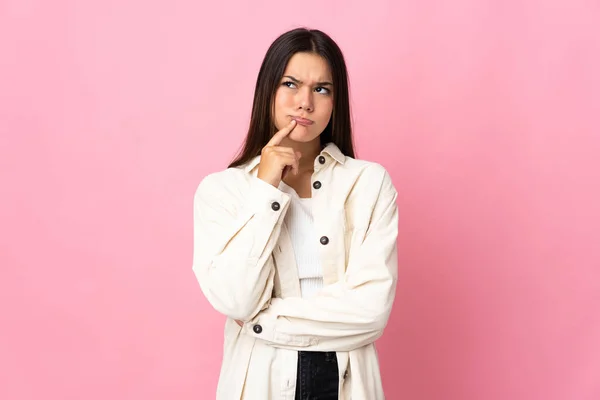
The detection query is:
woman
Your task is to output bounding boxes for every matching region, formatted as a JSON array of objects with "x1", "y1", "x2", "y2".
[{"x1": 193, "y1": 27, "x2": 399, "y2": 400}]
